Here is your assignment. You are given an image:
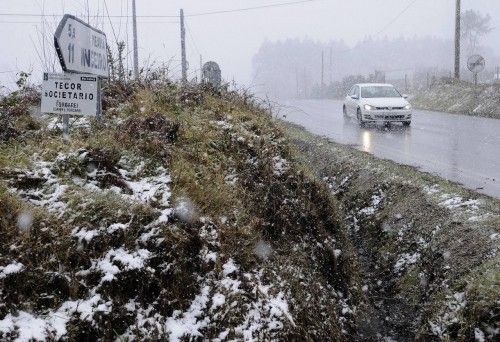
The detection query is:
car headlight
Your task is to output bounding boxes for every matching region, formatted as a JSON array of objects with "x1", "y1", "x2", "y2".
[
  {"x1": 404, "y1": 104, "x2": 412, "y2": 110},
  {"x1": 364, "y1": 104, "x2": 376, "y2": 111}
]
